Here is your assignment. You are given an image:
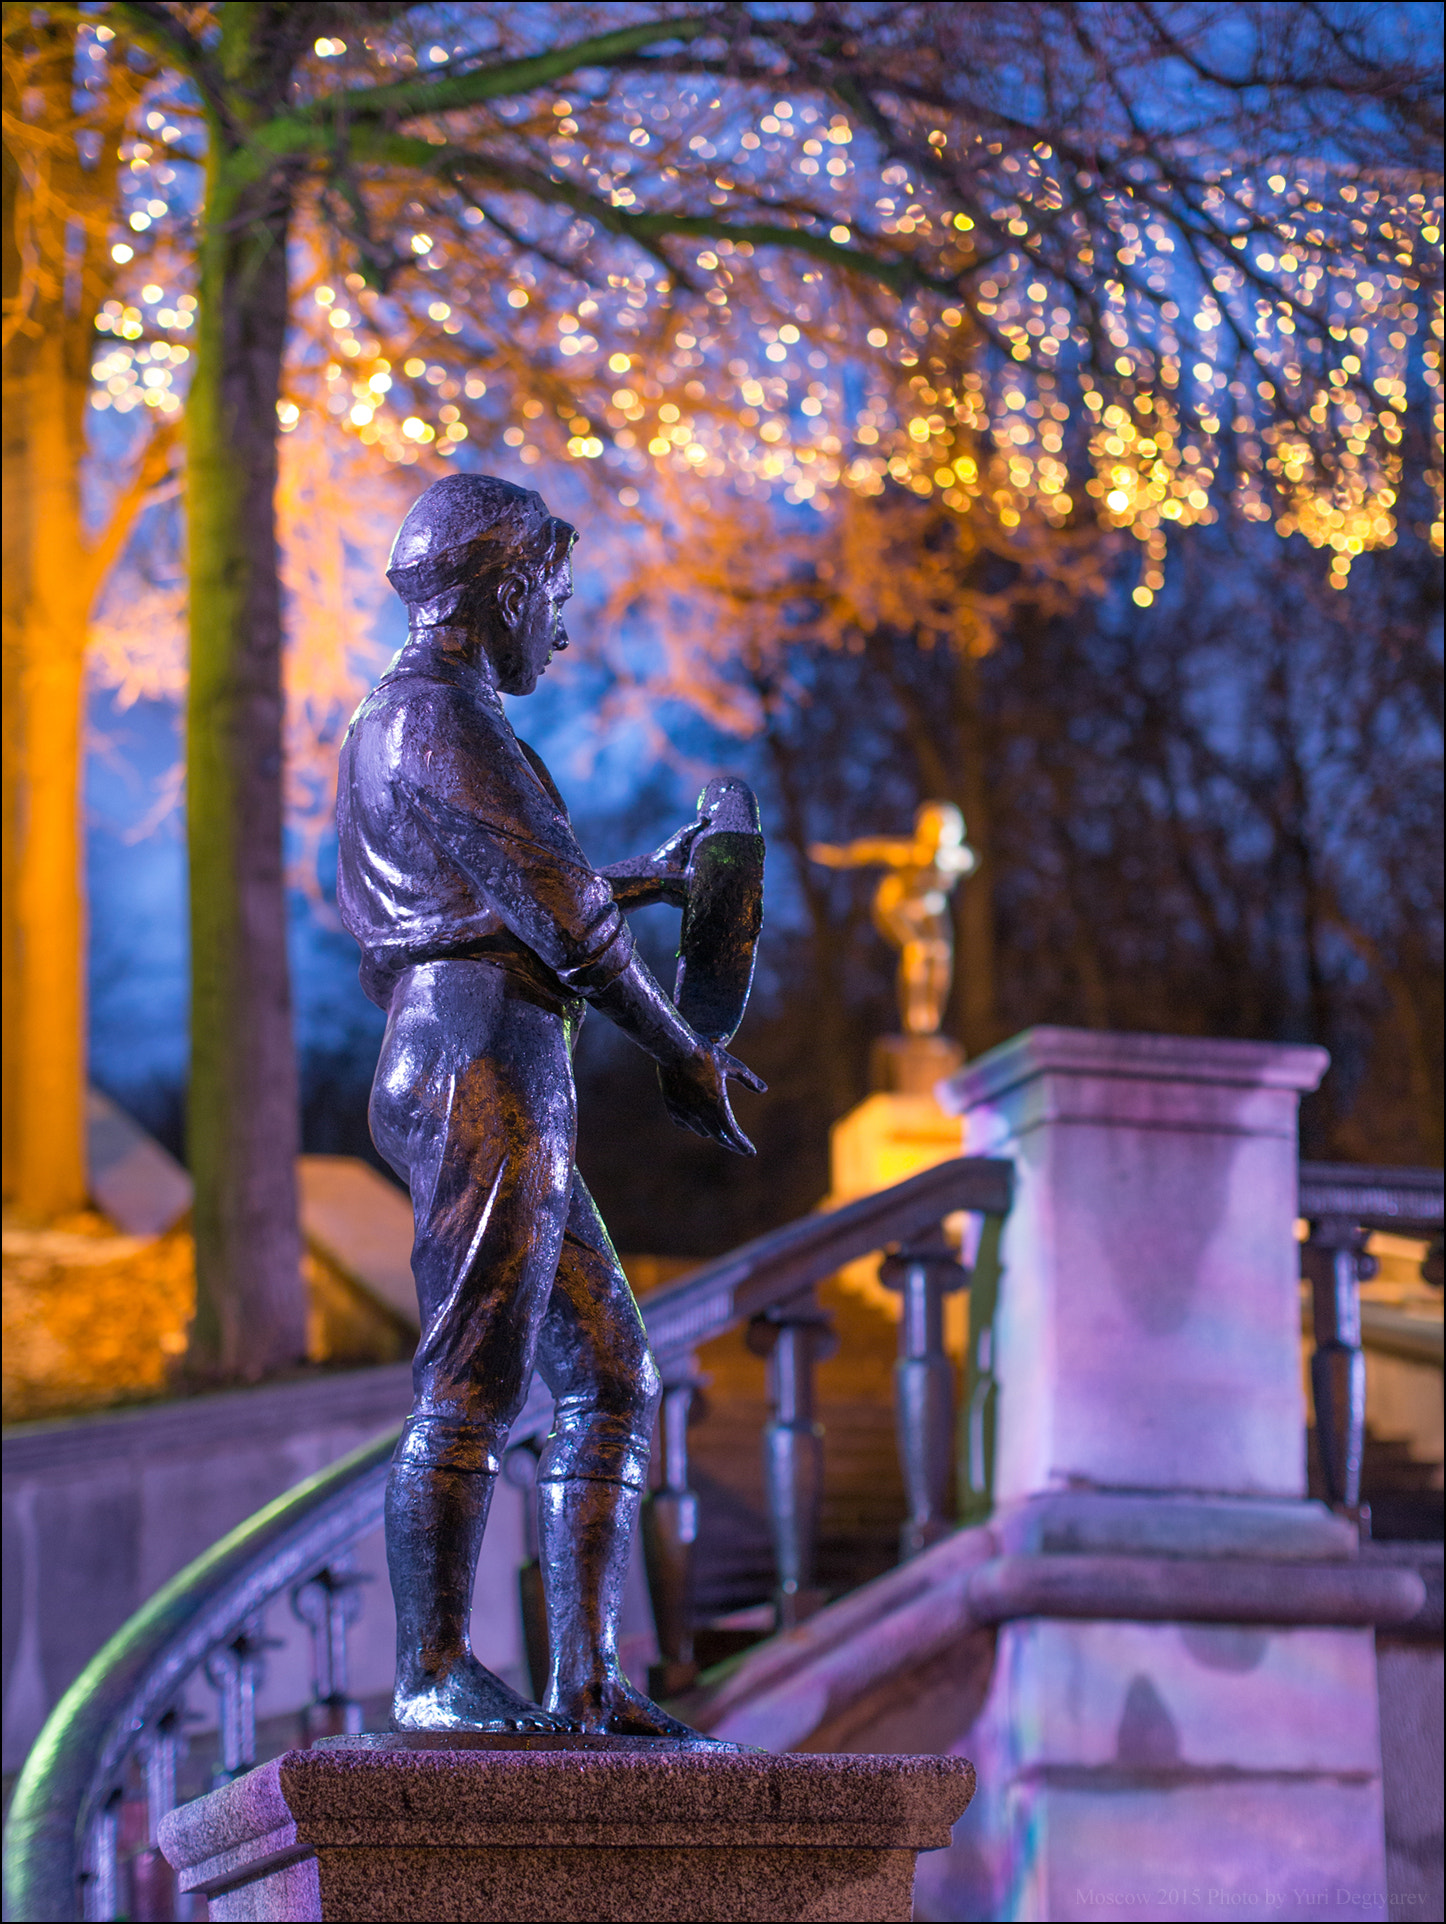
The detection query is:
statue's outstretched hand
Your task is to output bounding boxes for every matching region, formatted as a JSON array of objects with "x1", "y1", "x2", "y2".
[
  {"x1": 601, "y1": 817, "x2": 706, "y2": 908},
  {"x1": 659, "y1": 1045, "x2": 767, "y2": 1156},
  {"x1": 650, "y1": 815, "x2": 707, "y2": 877}
]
